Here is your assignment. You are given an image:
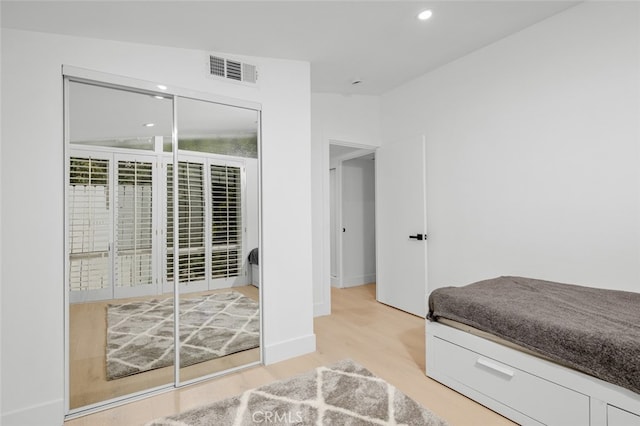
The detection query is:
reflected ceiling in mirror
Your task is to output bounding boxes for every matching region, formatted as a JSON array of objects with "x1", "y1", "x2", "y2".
[
  {"x1": 174, "y1": 97, "x2": 258, "y2": 158},
  {"x1": 69, "y1": 82, "x2": 173, "y2": 145},
  {"x1": 69, "y1": 83, "x2": 259, "y2": 158}
]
